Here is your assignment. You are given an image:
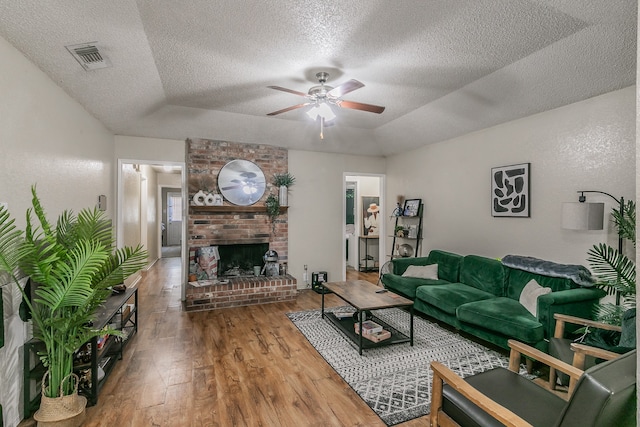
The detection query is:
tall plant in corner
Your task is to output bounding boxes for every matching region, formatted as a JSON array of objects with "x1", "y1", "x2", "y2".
[
  {"x1": 587, "y1": 199, "x2": 636, "y2": 325},
  {"x1": 0, "y1": 186, "x2": 147, "y2": 399}
]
